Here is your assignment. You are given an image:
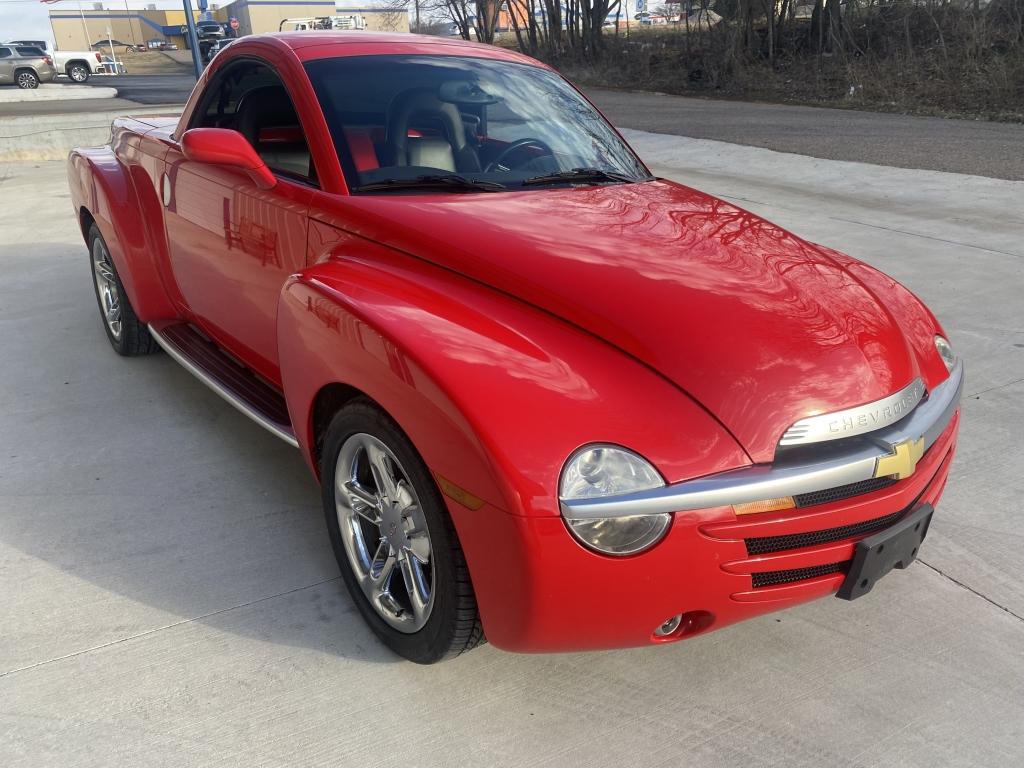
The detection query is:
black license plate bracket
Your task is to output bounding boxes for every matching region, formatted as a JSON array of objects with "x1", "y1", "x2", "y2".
[{"x1": 836, "y1": 503, "x2": 933, "y2": 600}]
